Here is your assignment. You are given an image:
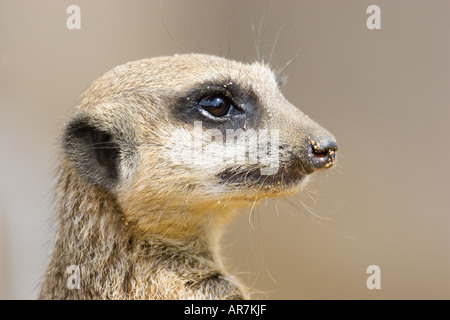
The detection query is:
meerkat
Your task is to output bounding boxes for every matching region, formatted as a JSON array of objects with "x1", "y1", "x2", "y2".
[{"x1": 39, "y1": 54, "x2": 338, "y2": 300}]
